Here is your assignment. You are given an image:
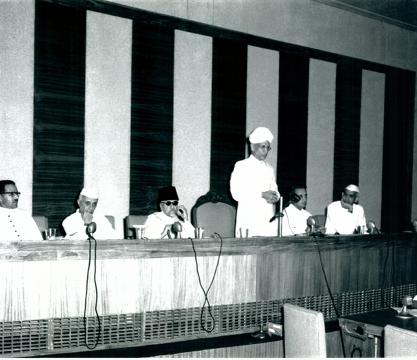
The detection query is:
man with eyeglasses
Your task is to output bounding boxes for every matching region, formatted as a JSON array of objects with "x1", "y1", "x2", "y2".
[
  {"x1": 230, "y1": 127, "x2": 281, "y2": 237},
  {"x1": 144, "y1": 186, "x2": 195, "y2": 239},
  {"x1": 0, "y1": 179, "x2": 43, "y2": 242},
  {"x1": 62, "y1": 186, "x2": 118, "y2": 240}
]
